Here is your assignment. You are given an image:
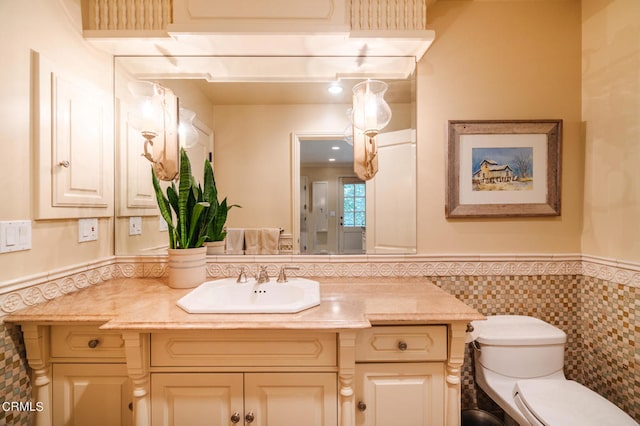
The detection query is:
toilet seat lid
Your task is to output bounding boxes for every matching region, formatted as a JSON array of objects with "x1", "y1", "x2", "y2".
[{"x1": 514, "y1": 380, "x2": 637, "y2": 426}]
